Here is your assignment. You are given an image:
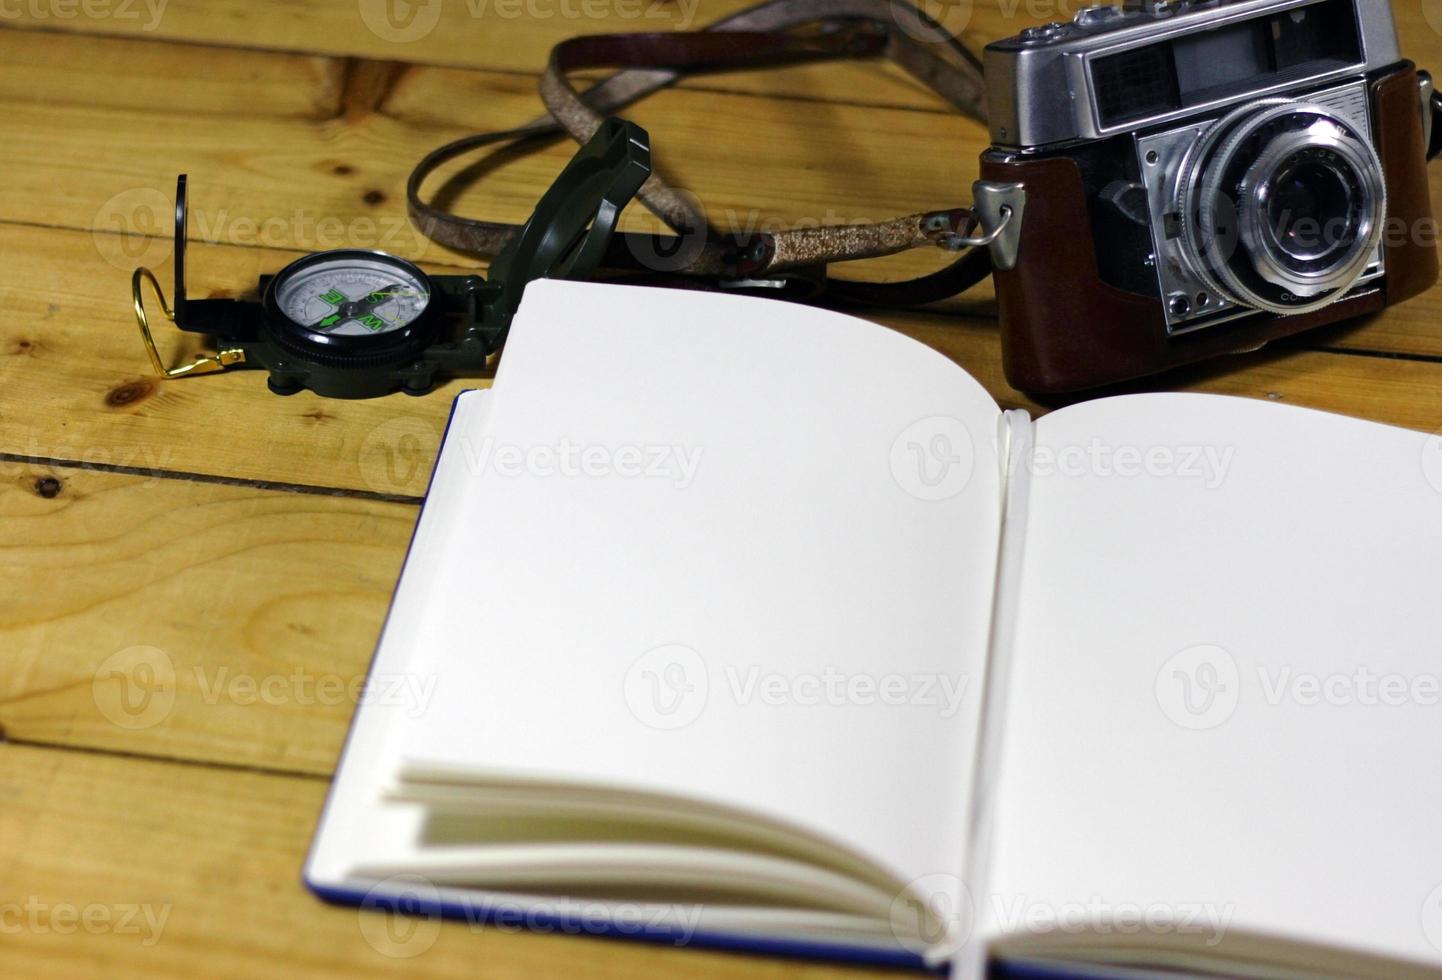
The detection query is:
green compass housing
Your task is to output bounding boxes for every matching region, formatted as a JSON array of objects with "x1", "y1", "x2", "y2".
[
  {"x1": 255, "y1": 248, "x2": 488, "y2": 398},
  {"x1": 132, "y1": 119, "x2": 651, "y2": 399}
]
